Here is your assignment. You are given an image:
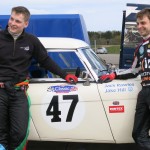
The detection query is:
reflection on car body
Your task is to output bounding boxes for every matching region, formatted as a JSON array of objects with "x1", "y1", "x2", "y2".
[{"x1": 28, "y1": 37, "x2": 141, "y2": 144}]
